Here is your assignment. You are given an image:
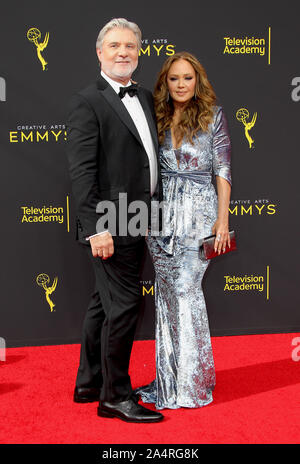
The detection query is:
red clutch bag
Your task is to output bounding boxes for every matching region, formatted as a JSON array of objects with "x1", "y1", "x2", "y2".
[{"x1": 199, "y1": 230, "x2": 237, "y2": 260}]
